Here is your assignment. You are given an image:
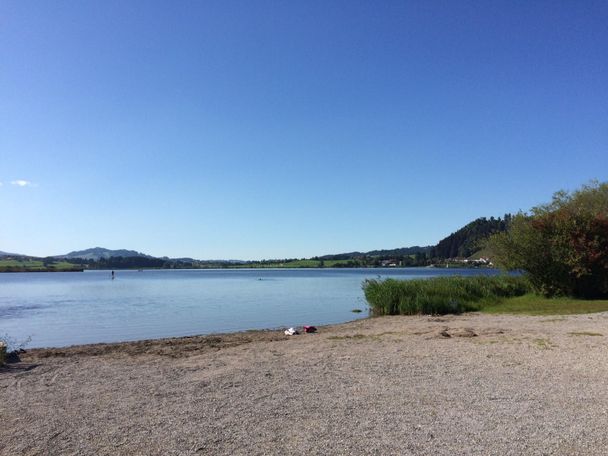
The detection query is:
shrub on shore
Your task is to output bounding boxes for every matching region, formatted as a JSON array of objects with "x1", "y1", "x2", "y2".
[
  {"x1": 363, "y1": 275, "x2": 531, "y2": 316},
  {"x1": 0, "y1": 334, "x2": 31, "y2": 365},
  {"x1": 0, "y1": 341, "x2": 6, "y2": 365},
  {"x1": 487, "y1": 181, "x2": 608, "y2": 298}
]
